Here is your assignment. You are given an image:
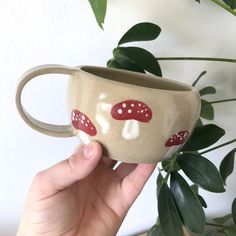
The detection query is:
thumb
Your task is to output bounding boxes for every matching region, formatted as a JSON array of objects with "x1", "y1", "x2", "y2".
[{"x1": 31, "y1": 142, "x2": 102, "y2": 198}]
